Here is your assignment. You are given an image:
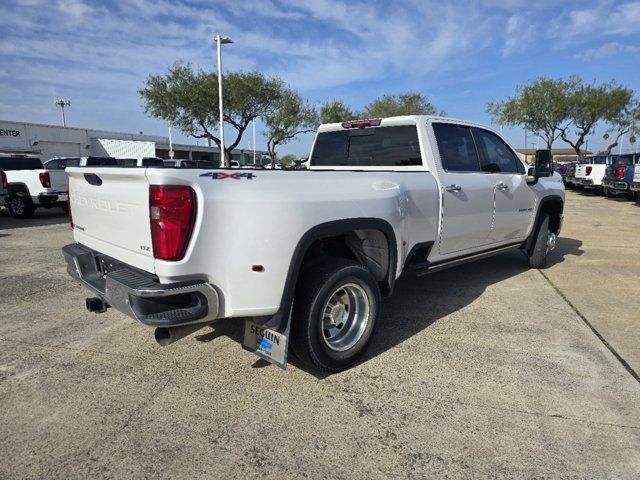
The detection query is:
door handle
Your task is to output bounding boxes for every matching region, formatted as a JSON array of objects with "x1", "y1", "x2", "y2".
[
  {"x1": 445, "y1": 184, "x2": 462, "y2": 192},
  {"x1": 495, "y1": 182, "x2": 509, "y2": 191}
]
